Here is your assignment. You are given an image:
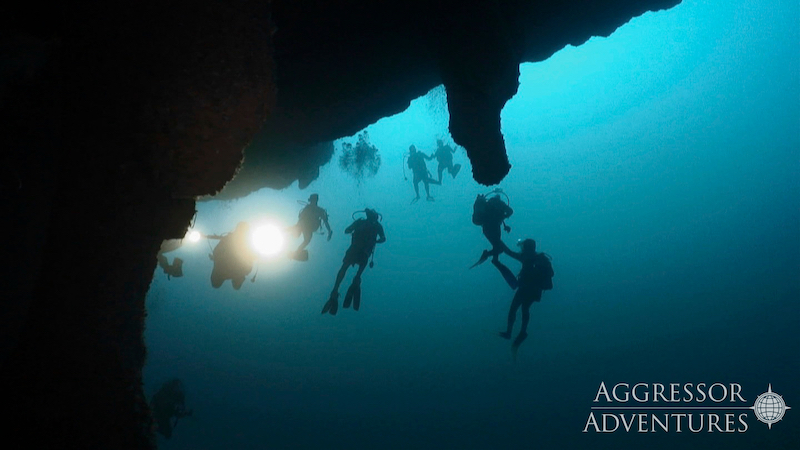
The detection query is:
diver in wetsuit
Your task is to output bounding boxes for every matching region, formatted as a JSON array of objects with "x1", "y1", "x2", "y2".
[
  {"x1": 157, "y1": 239, "x2": 184, "y2": 279},
  {"x1": 470, "y1": 190, "x2": 514, "y2": 268},
  {"x1": 207, "y1": 222, "x2": 257, "y2": 290},
  {"x1": 288, "y1": 193, "x2": 332, "y2": 261},
  {"x1": 492, "y1": 239, "x2": 554, "y2": 358},
  {"x1": 322, "y1": 208, "x2": 386, "y2": 315},
  {"x1": 433, "y1": 139, "x2": 462, "y2": 183},
  {"x1": 407, "y1": 145, "x2": 440, "y2": 202},
  {"x1": 151, "y1": 378, "x2": 193, "y2": 440}
]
